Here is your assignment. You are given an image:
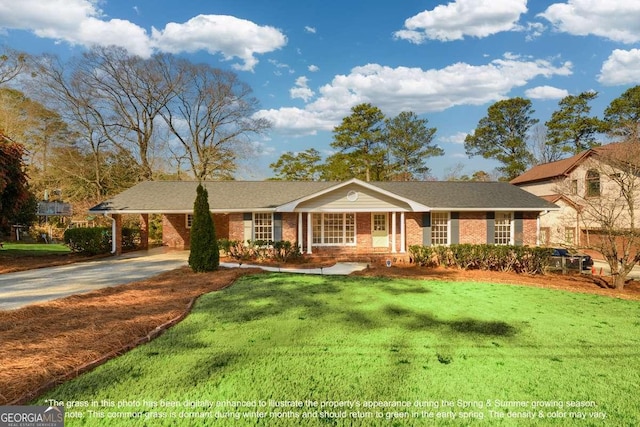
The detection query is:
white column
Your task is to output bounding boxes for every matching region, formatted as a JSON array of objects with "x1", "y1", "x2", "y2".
[
  {"x1": 307, "y1": 212, "x2": 313, "y2": 254},
  {"x1": 298, "y1": 212, "x2": 303, "y2": 251},
  {"x1": 391, "y1": 211, "x2": 397, "y2": 253},
  {"x1": 400, "y1": 212, "x2": 406, "y2": 253}
]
